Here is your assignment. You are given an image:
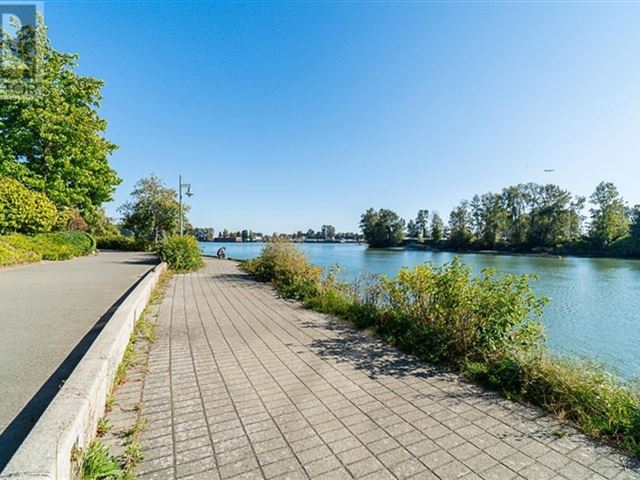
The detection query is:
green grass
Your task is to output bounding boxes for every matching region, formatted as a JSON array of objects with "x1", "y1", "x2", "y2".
[
  {"x1": 96, "y1": 417, "x2": 113, "y2": 437},
  {"x1": 81, "y1": 441, "x2": 123, "y2": 480},
  {"x1": 243, "y1": 241, "x2": 640, "y2": 460},
  {"x1": 0, "y1": 231, "x2": 96, "y2": 266},
  {"x1": 81, "y1": 429, "x2": 144, "y2": 480}
]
